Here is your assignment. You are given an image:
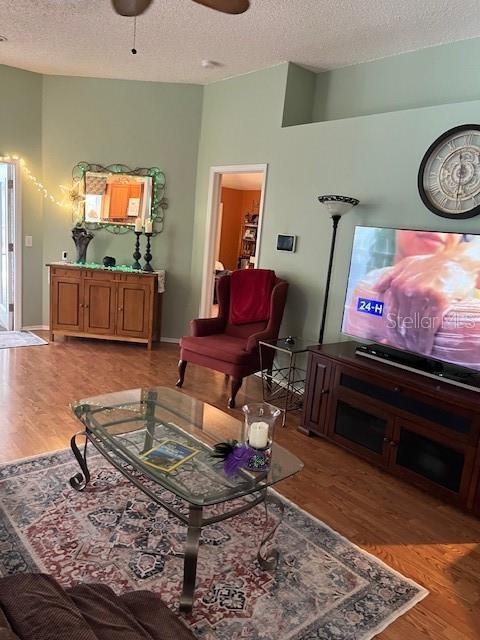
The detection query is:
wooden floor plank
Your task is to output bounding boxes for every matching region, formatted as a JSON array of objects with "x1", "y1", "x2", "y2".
[{"x1": 1, "y1": 333, "x2": 479, "y2": 638}]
